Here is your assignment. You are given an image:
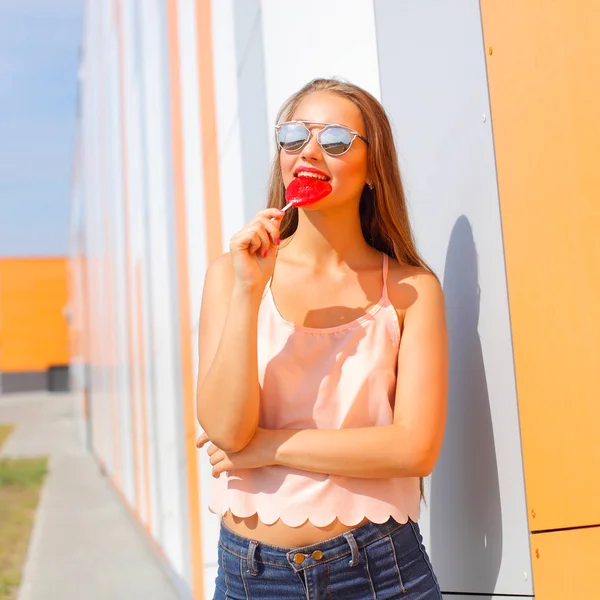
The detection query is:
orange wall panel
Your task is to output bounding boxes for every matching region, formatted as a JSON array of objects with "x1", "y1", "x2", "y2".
[
  {"x1": 480, "y1": 1, "x2": 600, "y2": 531},
  {"x1": 0, "y1": 258, "x2": 69, "y2": 371},
  {"x1": 530, "y1": 527, "x2": 600, "y2": 599}
]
